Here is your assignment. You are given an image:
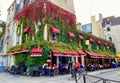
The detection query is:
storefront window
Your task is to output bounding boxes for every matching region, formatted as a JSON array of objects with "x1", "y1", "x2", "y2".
[{"x1": 59, "y1": 56, "x2": 71, "y2": 64}]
